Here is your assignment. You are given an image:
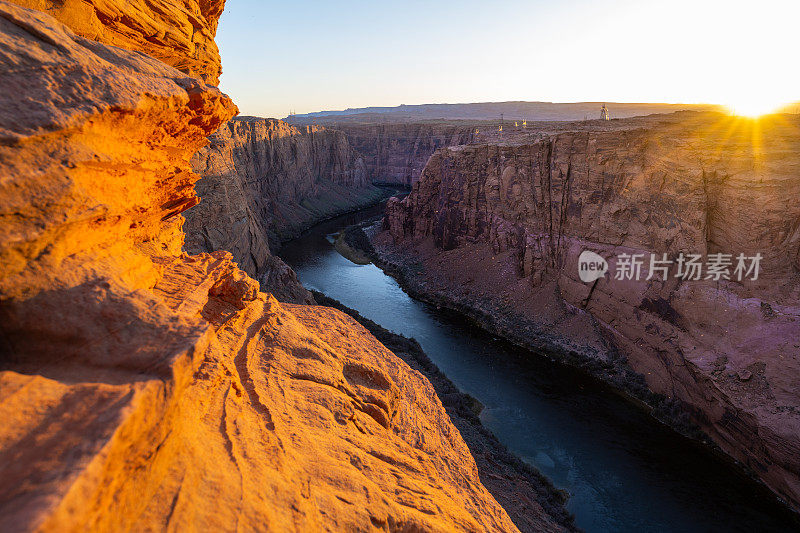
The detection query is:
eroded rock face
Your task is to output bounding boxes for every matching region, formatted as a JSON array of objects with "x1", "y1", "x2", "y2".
[
  {"x1": 380, "y1": 112, "x2": 800, "y2": 510},
  {"x1": 184, "y1": 117, "x2": 383, "y2": 302},
  {"x1": 2, "y1": 248, "x2": 532, "y2": 532},
  {"x1": 0, "y1": 0, "x2": 237, "y2": 320},
  {"x1": 0, "y1": 3, "x2": 538, "y2": 531},
  {"x1": 325, "y1": 122, "x2": 475, "y2": 186},
  {"x1": 9, "y1": 0, "x2": 226, "y2": 84}
]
